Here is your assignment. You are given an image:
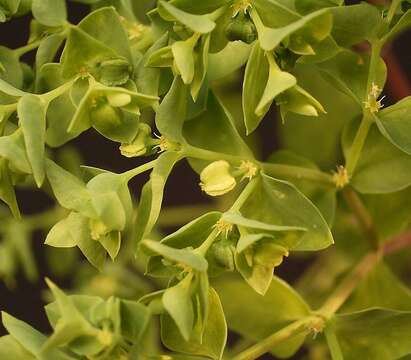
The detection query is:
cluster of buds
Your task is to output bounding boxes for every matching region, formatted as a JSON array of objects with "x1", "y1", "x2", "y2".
[{"x1": 199, "y1": 160, "x2": 259, "y2": 197}]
